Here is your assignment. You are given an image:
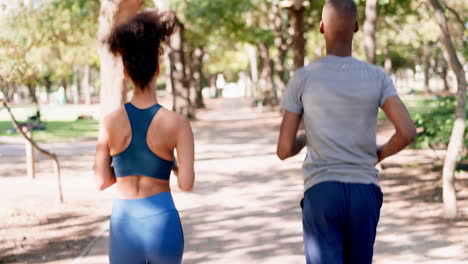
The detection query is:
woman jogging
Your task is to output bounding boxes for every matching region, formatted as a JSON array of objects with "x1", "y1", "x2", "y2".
[{"x1": 93, "y1": 10, "x2": 195, "y2": 264}]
